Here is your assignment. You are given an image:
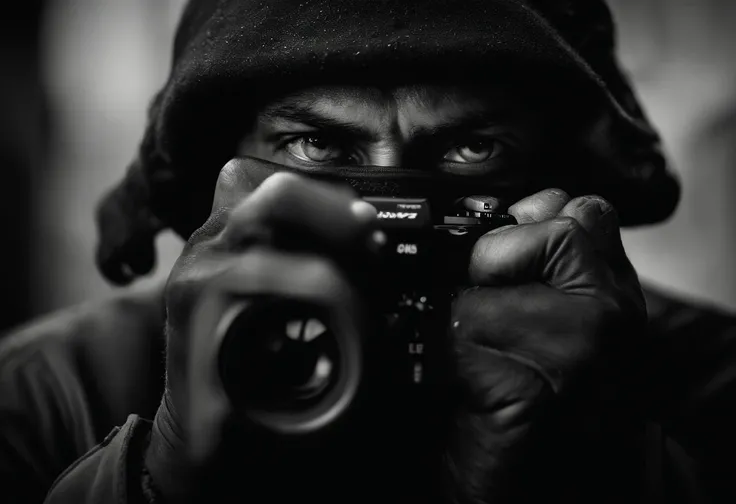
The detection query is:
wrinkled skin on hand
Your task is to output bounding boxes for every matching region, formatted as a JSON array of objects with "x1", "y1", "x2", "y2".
[
  {"x1": 444, "y1": 189, "x2": 648, "y2": 504},
  {"x1": 146, "y1": 158, "x2": 647, "y2": 504}
]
